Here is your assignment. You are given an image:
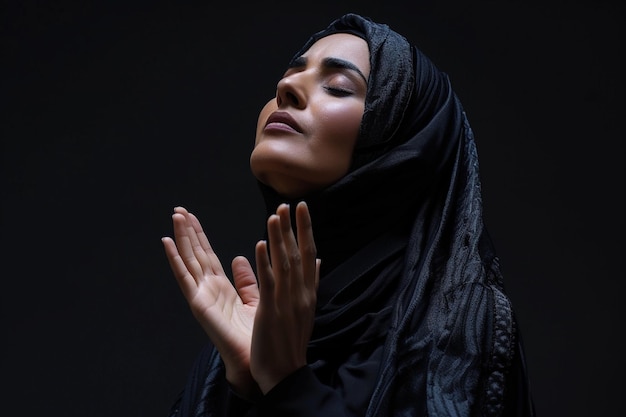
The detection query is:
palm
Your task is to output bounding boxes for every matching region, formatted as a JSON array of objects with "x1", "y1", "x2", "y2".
[
  {"x1": 162, "y1": 207, "x2": 259, "y2": 375},
  {"x1": 192, "y1": 273, "x2": 254, "y2": 350}
]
